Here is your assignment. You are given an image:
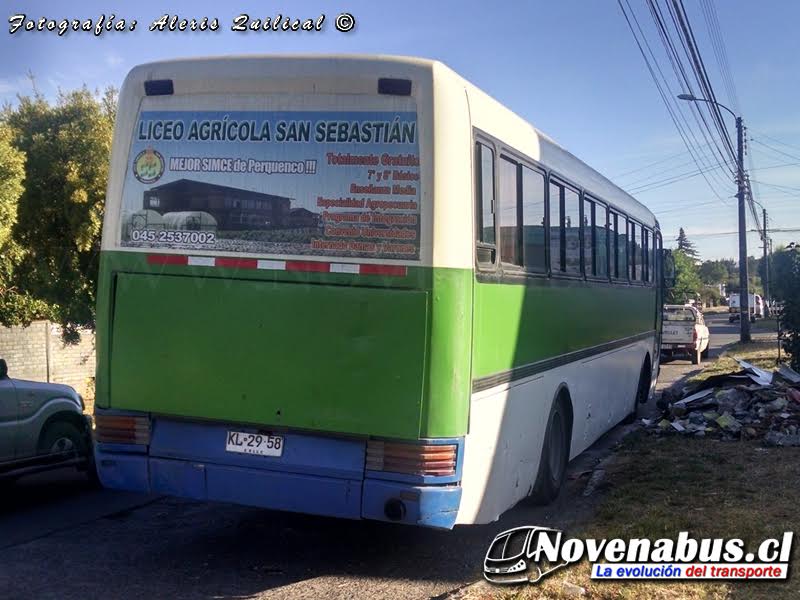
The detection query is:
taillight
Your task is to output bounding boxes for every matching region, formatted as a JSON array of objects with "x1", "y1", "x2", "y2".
[
  {"x1": 366, "y1": 440, "x2": 457, "y2": 477},
  {"x1": 94, "y1": 413, "x2": 151, "y2": 445},
  {"x1": 693, "y1": 327, "x2": 699, "y2": 342}
]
